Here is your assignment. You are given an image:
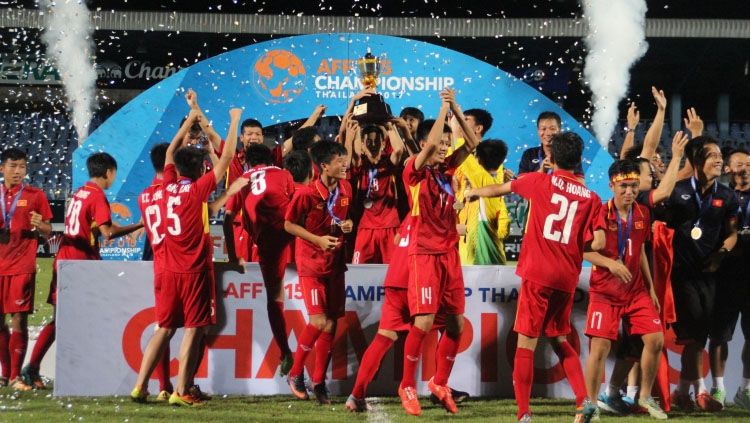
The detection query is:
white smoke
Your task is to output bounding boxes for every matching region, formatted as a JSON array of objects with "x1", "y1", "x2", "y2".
[
  {"x1": 582, "y1": 0, "x2": 648, "y2": 147},
  {"x1": 41, "y1": 0, "x2": 97, "y2": 142}
]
